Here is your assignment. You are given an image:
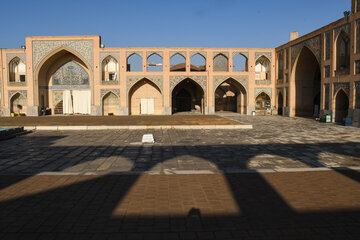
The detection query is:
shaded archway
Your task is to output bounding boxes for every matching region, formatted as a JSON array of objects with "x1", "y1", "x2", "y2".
[
  {"x1": 102, "y1": 92, "x2": 120, "y2": 116},
  {"x1": 335, "y1": 89, "x2": 349, "y2": 123},
  {"x1": 293, "y1": 47, "x2": 321, "y2": 117},
  {"x1": 172, "y1": 79, "x2": 204, "y2": 114},
  {"x1": 128, "y1": 79, "x2": 162, "y2": 115},
  {"x1": 36, "y1": 48, "x2": 92, "y2": 115},
  {"x1": 255, "y1": 92, "x2": 271, "y2": 110},
  {"x1": 278, "y1": 92, "x2": 283, "y2": 116},
  {"x1": 10, "y1": 93, "x2": 27, "y2": 115},
  {"x1": 214, "y1": 78, "x2": 247, "y2": 114}
]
